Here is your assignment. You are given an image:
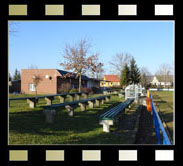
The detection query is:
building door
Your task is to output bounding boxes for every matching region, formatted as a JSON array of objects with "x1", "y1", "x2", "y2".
[{"x1": 57, "y1": 76, "x2": 62, "y2": 94}]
